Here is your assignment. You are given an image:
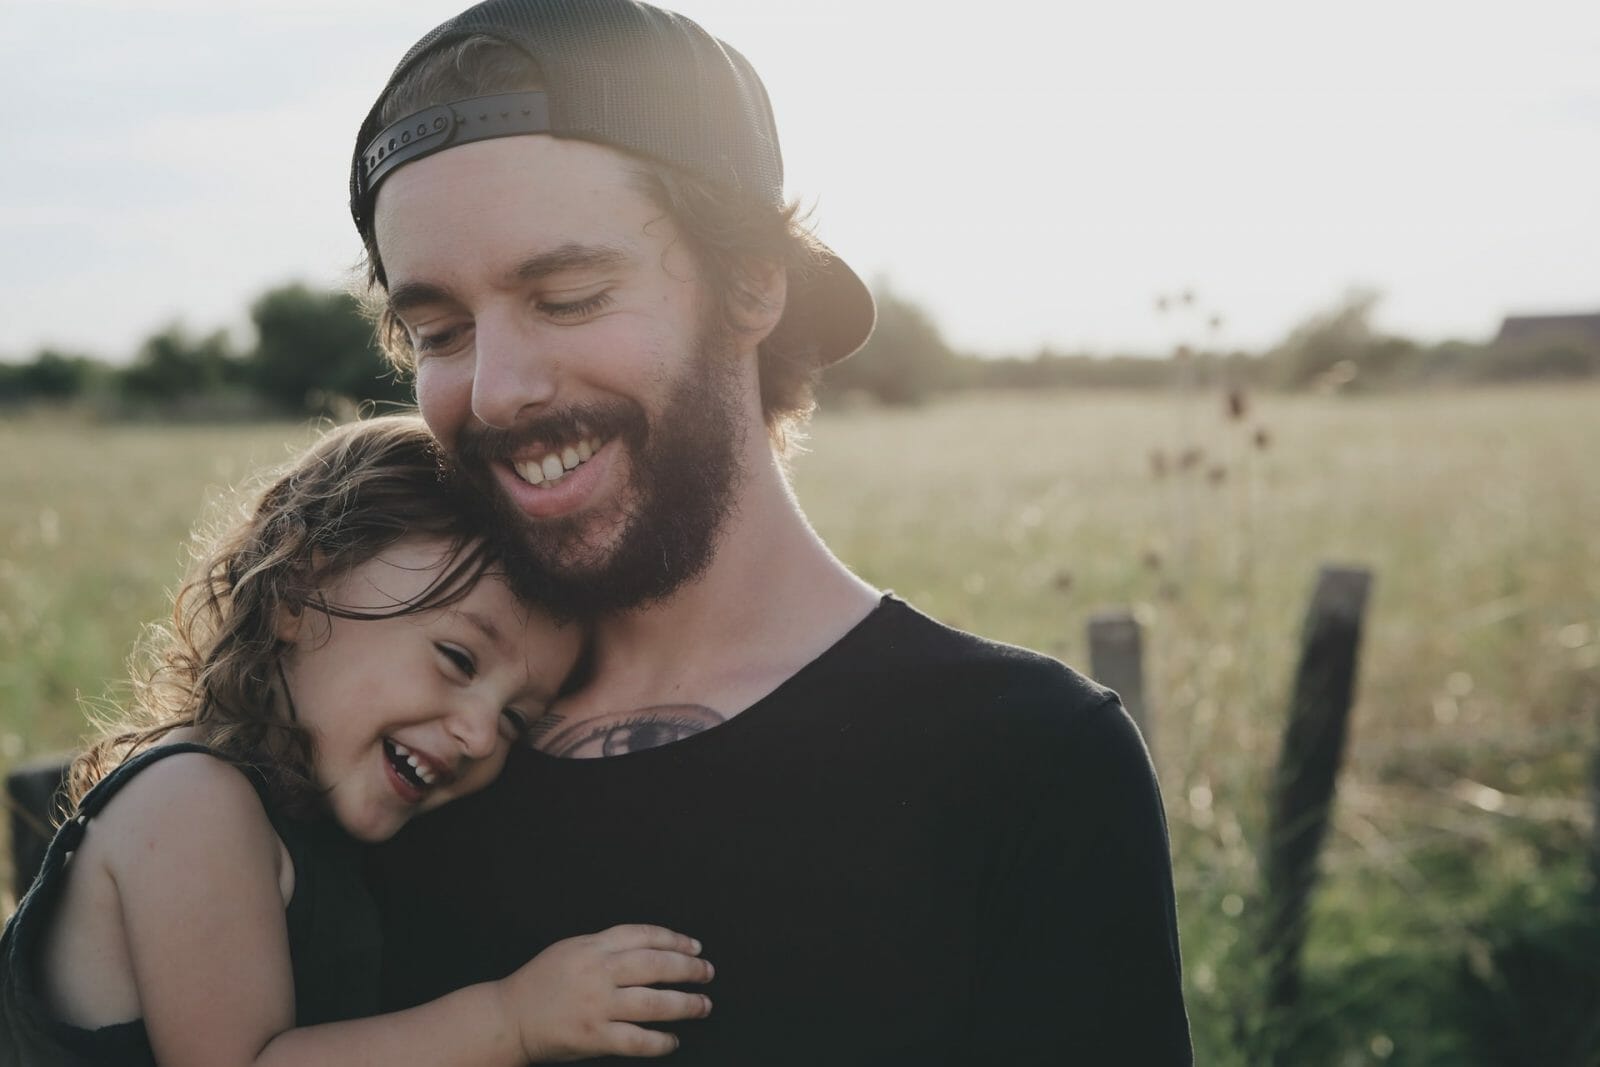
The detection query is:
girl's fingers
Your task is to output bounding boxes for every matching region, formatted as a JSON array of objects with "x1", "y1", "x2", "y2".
[
  {"x1": 595, "y1": 1021, "x2": 681, "y2": 1058},
  {"x1": 611, "y1": 948, "x2": 716, "y2": 987},
  {"x1": 595, "y1": 924, "x2": 703, "y2": 956},
  {"x1": 611, "y1": 986, "x2": 714, "y2": 1023}
]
